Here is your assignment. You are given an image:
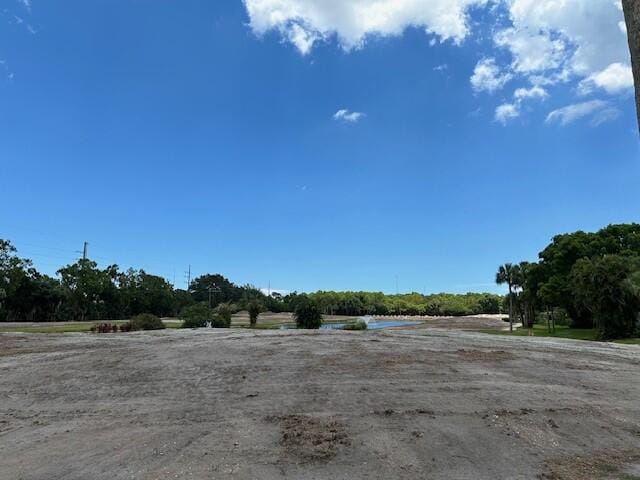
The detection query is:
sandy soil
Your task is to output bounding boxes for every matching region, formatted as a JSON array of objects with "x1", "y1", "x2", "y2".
[{"x1": 1, "y1": 327, "x2": 639, "y2": 479}]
